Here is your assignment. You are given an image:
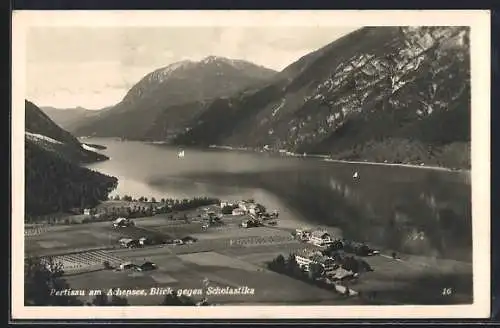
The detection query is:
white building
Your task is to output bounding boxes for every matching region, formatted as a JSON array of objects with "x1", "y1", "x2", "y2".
[
  {"x1": 309, "y1": 230, "x2": 333, "y2": 246},
  {"x1": 83, "y1": 208, "x2": 94, "y2": 215},
  {"x1": 119, "y1": 238, "x2": 134, "y2": 247},
  {"x1": 238, "y1": 202, "x2": 249, "y2": 212},
  {"x1": 119, "y1": 261, "x2": 134, "y2": 270},
  {"x1": 220, "y1": 202, "x2": 234, "y2": 208},
  {"x1": 248, "y1": 204, "x2": 259, "y2": 215},
  {"x1": 295, "y1": 228, "x2": 312, "y2": 242},
  {"x1": 232, "y1": 208, "x2": 245, "y2": 216},
  {"x1": 113, "y1": 217, "x2": 132, "y2": 227},
  {"x1": 295, "y1": 249, "x2": 337, "y2": 274},
  {"x1": 295, "y1": 251, "x2": 315, "y2": 269}
]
